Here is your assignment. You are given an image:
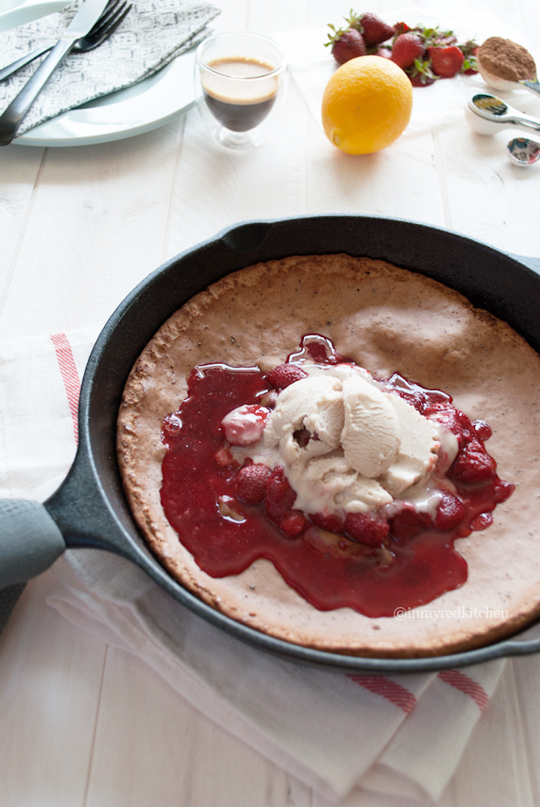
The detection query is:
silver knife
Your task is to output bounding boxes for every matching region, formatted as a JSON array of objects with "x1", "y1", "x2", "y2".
[{"x1": 0, "y1": 0, "x2": 109, "y2": 146}]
